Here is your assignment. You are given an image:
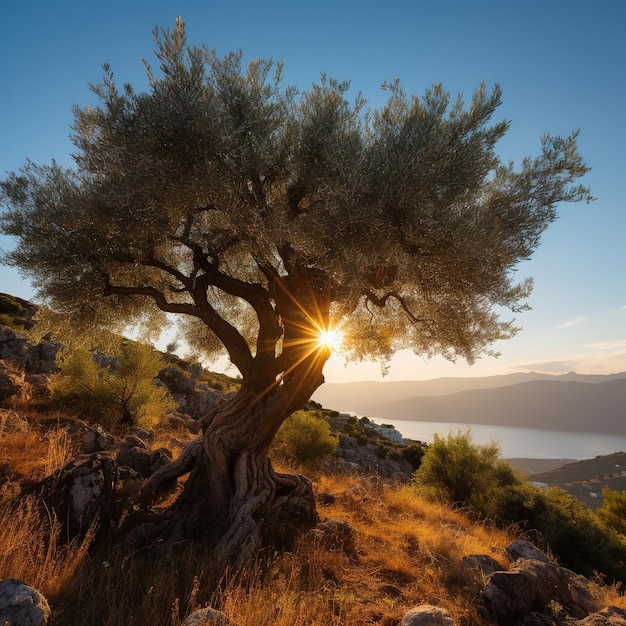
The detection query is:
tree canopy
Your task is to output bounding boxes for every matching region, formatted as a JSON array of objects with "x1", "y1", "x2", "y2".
[
  {"x1": 0, "y1": 18, "x2": 595, "y2": 563},
  {"x1": 0, "y1": 19, "x2": 592, "y2": 383}
]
